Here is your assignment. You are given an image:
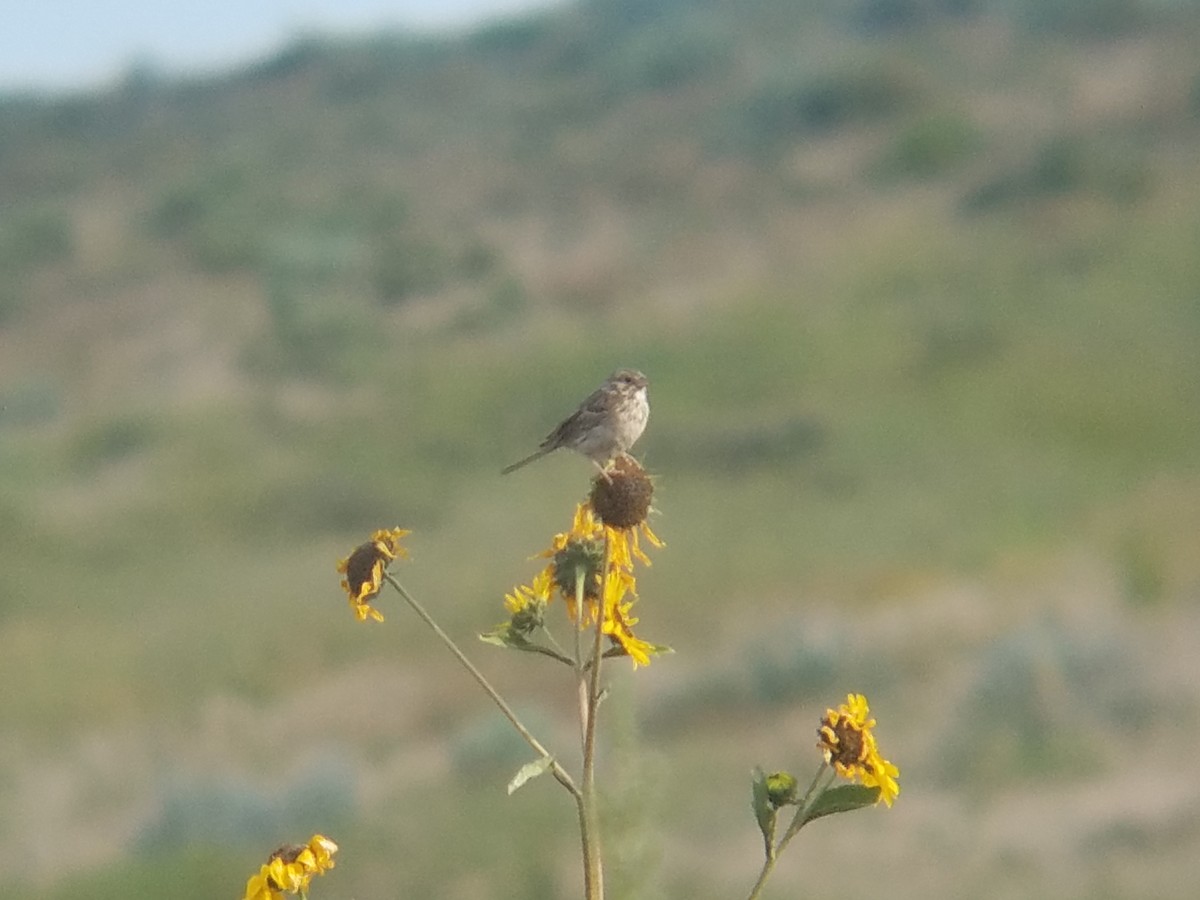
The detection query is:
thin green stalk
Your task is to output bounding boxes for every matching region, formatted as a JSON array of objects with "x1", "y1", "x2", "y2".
[
  {"x1": 744, "y1": 765, "x2": 836, "y2": 900},
  {"x1": 780, "y1": 765, "x2": 836, "y2": 845},
  {"x1": 540, "y1": 624, "x2": 571, "y2": 664},
  {"x1": 578, "y1": 536, "x2": 612, "y2": 900},
  {"x1": 744, "y1": 853, "x2": 778, "y2": 900},
  {"x1": 385, "y1": 573, "x2": 580, "y2": 800}
]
